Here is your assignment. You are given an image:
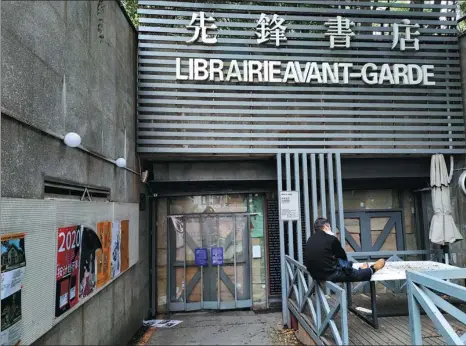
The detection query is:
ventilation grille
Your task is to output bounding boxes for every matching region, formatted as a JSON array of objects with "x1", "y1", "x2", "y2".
[{"x1": 44, "y1": 180, "x2": 110, "y2": 200}]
